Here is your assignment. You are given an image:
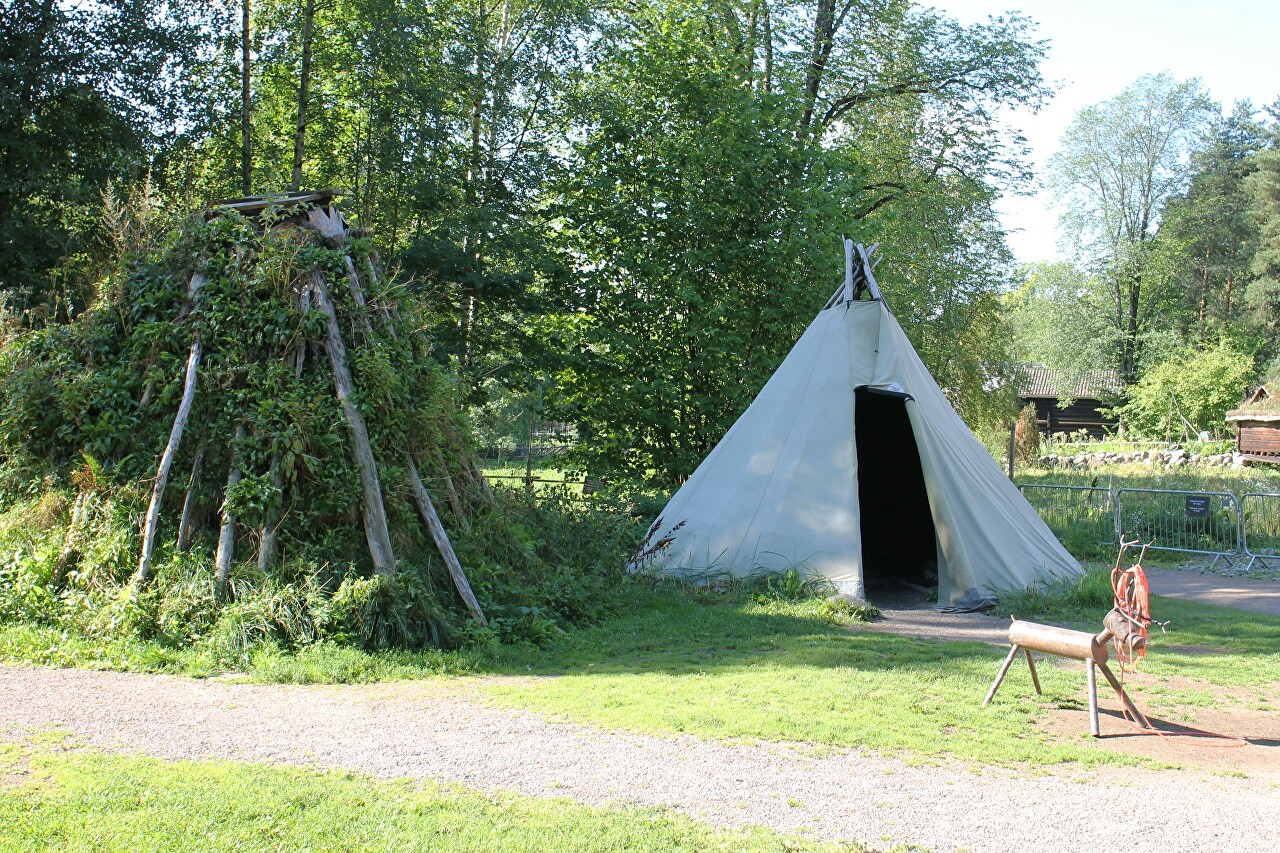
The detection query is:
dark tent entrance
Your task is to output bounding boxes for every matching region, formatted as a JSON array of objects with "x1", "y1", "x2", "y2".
[{"x1": 853, "y1": 387, "x2": 939, "y2": 599}]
